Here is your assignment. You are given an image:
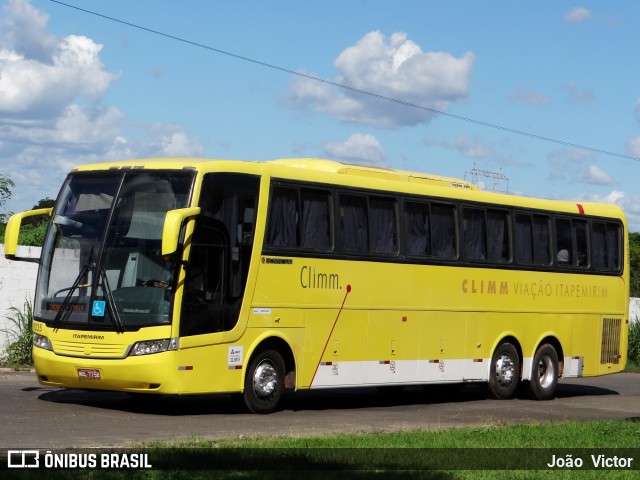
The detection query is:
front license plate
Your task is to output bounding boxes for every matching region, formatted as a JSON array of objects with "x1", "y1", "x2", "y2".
[{"x1": 77, "y1": 368, "x2": 101, "y2": 380}]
